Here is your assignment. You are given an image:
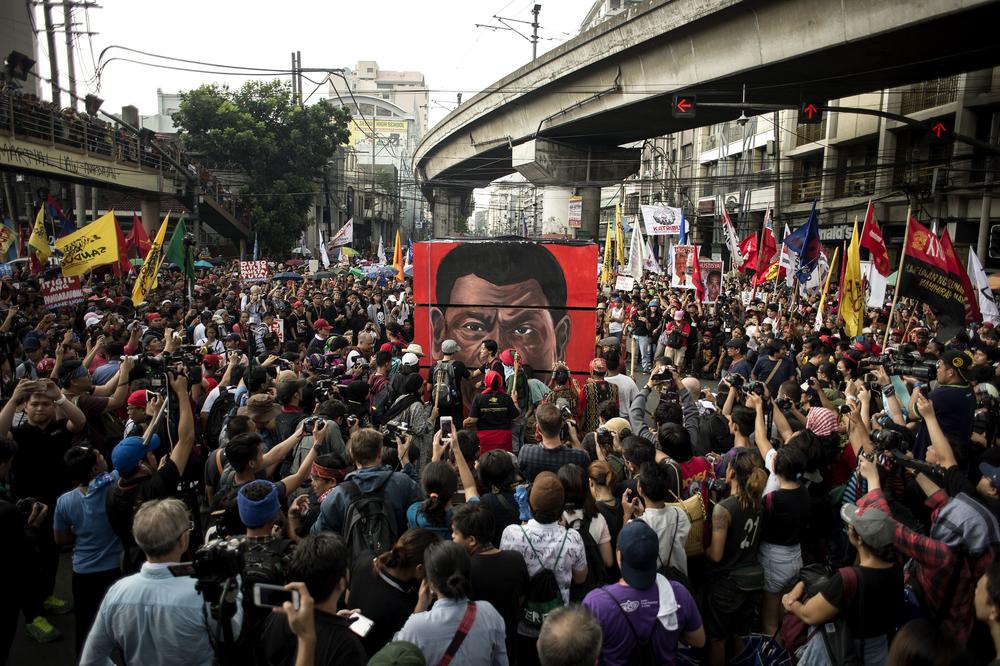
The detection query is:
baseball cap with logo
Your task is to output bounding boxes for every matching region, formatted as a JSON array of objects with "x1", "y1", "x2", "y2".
[{"x1": 941, "y1": 350, "x2": 973, "y2": 381}]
